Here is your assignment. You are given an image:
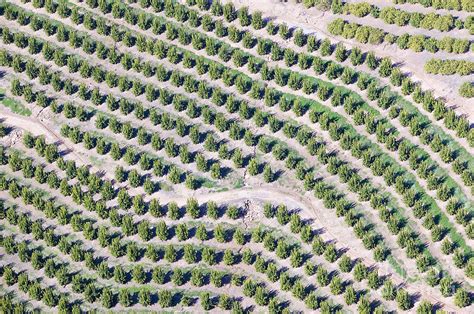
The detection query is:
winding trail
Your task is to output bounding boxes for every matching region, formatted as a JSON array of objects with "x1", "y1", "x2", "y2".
[
  {"x1": 0, "y1": 1, "x2": 469, "y2": 310},
  {"x1": 0, "y1": 106, "x2": 90, "y2": 166},
  {"x1": 0, "y1": 102, "x2": 460, "y2": 311}
]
